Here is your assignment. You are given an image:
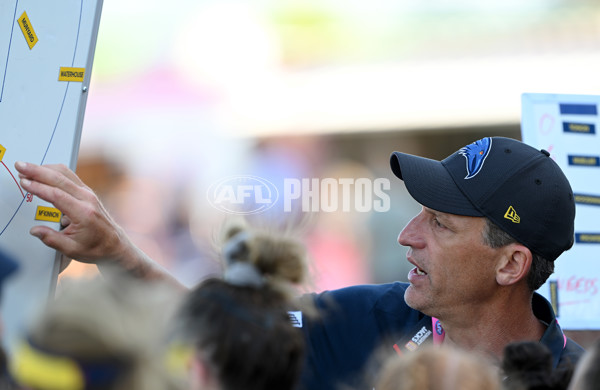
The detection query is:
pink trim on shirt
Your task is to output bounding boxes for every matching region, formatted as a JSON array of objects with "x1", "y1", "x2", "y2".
[{"x1": 432, "y1": 317, "x2": 445, "y2": 345}]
